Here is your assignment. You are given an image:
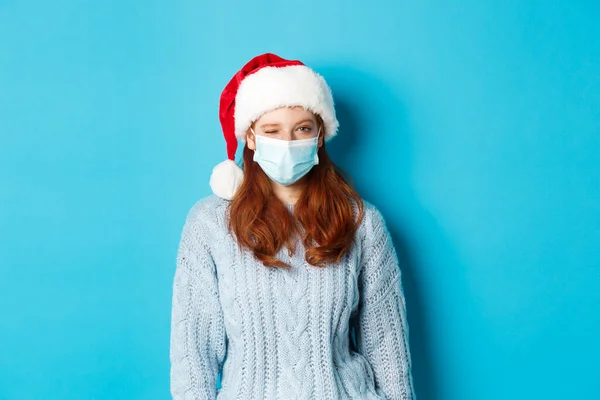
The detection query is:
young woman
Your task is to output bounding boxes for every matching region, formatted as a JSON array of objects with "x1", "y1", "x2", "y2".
[{"x1": 170, "y1": 53, "x2": 416, "y2": 400}]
